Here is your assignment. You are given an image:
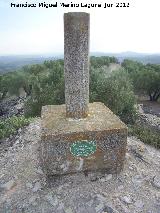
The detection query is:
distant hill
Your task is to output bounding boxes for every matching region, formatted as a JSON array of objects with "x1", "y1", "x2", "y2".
[
  {"x1": 1, "y1": 52, "x2": 160, "y2": 74},
  {"x1": 0, "y1": 55, "x2": 59, "y2": 74},
  {"x1": 127, "y1": 55, "x2": 160, "y2": 64},
  {"x1": 91, "y1": 52, "x2": 160, "y2": 64}
]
